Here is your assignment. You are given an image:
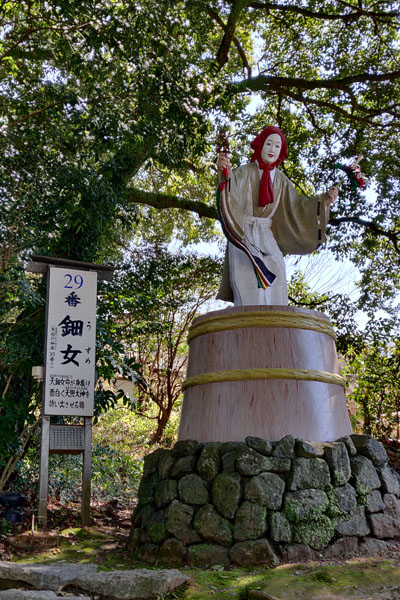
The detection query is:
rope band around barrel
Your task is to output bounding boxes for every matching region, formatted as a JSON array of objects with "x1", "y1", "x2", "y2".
[
  {"x1": 188, "y1": 311, "x2": 335, "y2": 343},
  {"x1": 182, "y1": 367, "x2": 346, "y2": 391}
]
